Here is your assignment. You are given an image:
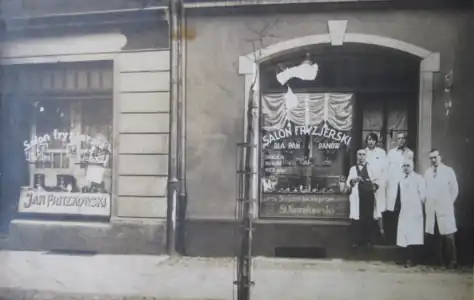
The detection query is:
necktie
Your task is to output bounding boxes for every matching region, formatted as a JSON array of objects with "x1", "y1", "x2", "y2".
[{"x1": 433, "y1": 166, "x2": 437, "y2": 178}]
